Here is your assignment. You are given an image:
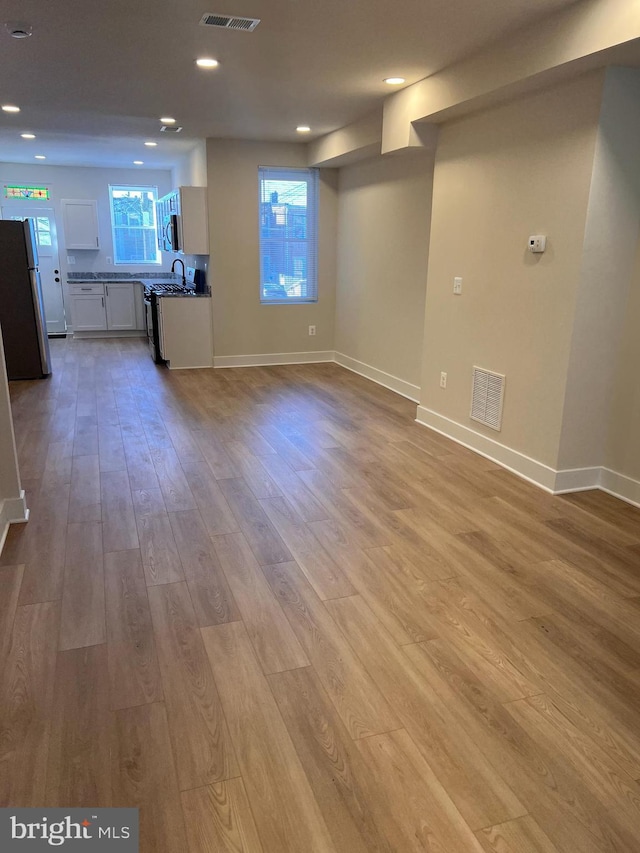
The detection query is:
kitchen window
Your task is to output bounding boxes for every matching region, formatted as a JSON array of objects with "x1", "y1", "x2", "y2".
[
  {"x1": 259, "y1": 167, "x2": 318, "y2": 303},
  {"x1": 109, "y1": 185, "x2": 160, "y2": 264}
]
